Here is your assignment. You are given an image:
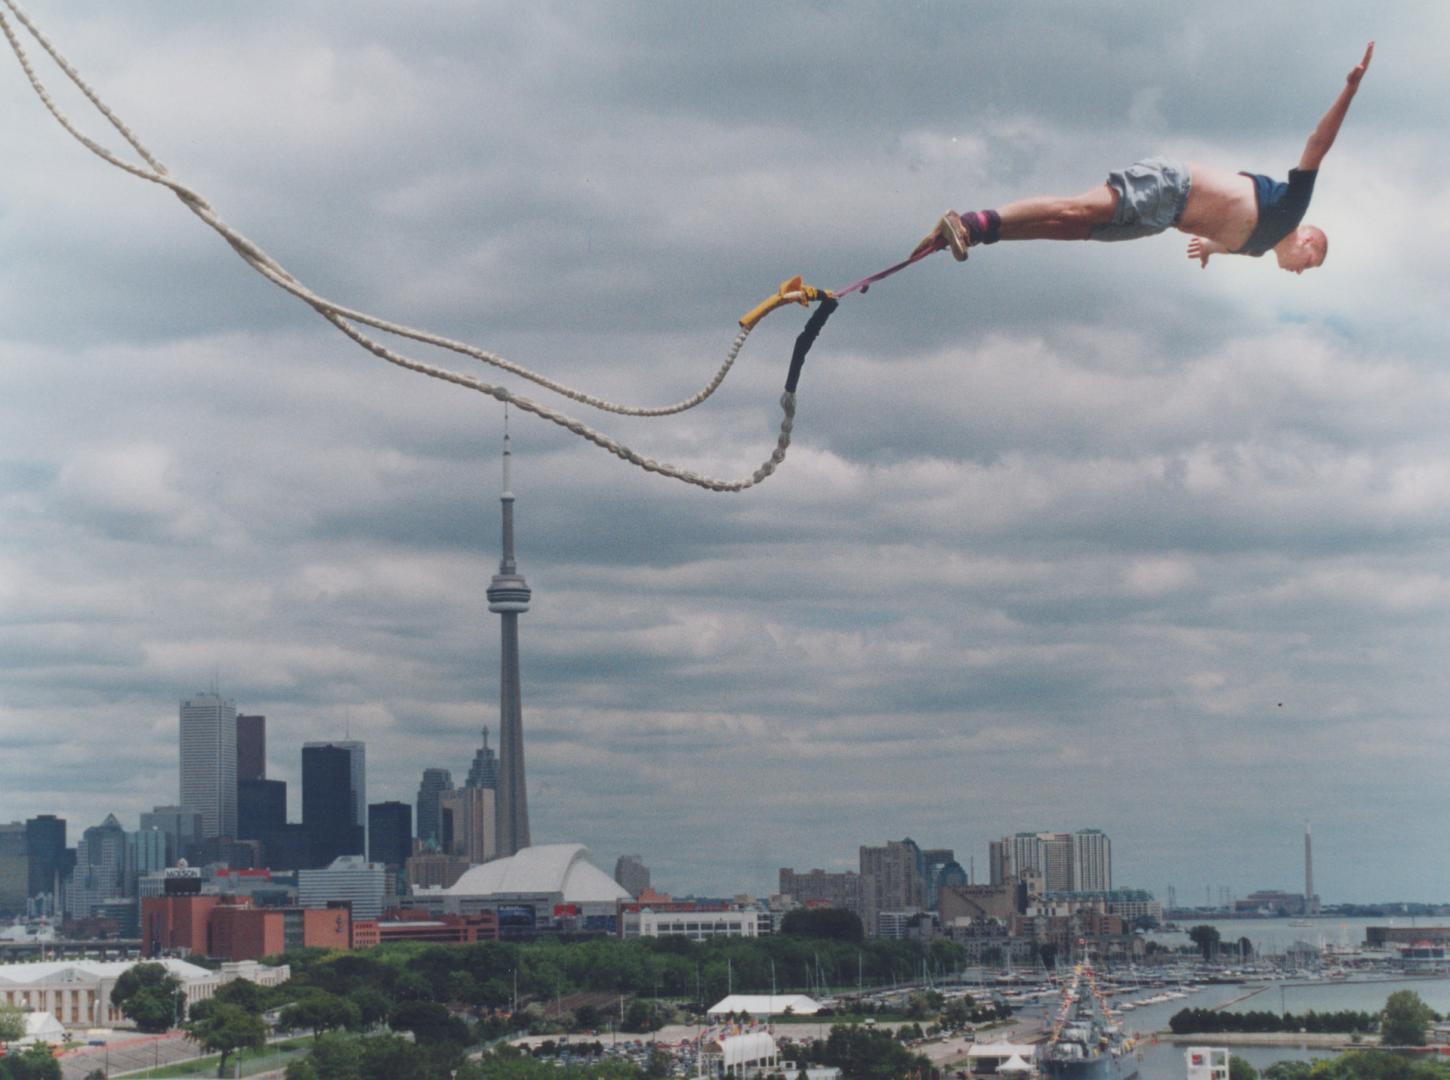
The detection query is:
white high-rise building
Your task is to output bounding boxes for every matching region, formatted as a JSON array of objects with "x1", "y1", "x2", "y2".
[
  {"x1": 298, "y1": 855, "x2": 386, "y2": 921},
  {"x1": 994, "y1": 830, "x2": 1111, "y2": 893},
  {"x1": 1071, "y1": 829, "x2": 1112, "y2": 892},
  {"x1": 179, "y1": 693, "x2": 238, "y2": 839}
]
